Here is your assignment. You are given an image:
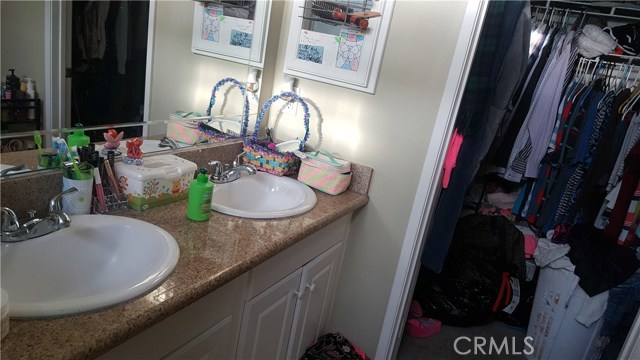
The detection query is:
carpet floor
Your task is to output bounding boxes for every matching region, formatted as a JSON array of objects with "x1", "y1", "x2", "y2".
[{"x1": 397, "y1": 321, "x2": 527, "y2": 360}]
